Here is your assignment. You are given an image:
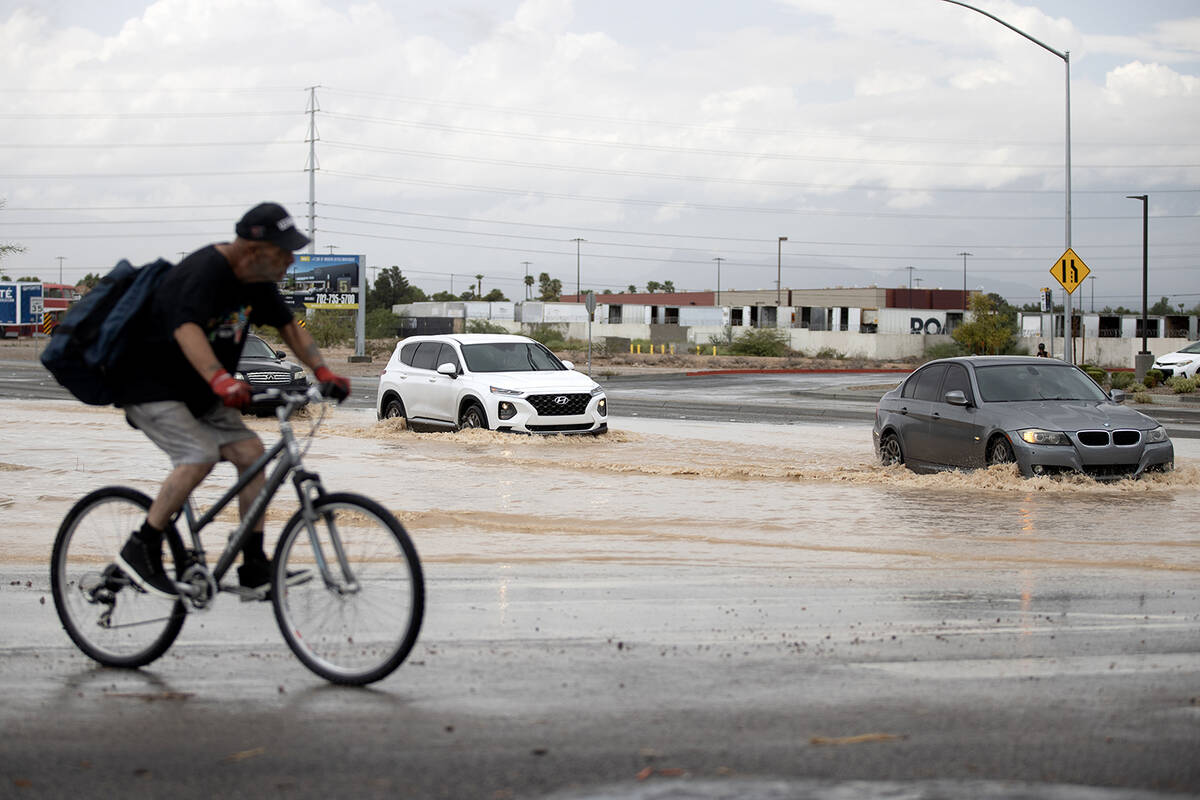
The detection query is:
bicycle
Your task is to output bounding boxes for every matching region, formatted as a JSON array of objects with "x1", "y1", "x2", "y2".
[{"x1": 49, "y1": 386, "x2": 425, "y2": 686}]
